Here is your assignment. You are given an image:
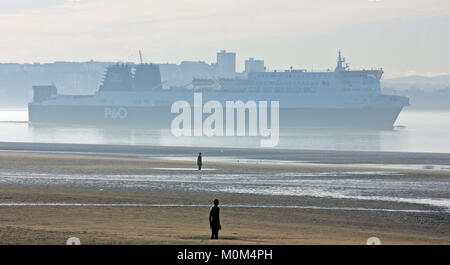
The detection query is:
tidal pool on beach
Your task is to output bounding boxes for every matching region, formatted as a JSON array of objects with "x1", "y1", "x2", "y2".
[{"x1": 1, "y1": 170, "x2": 449, "y2": 212}]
